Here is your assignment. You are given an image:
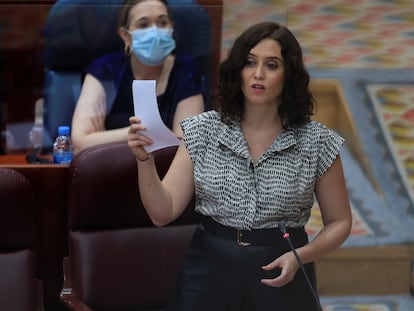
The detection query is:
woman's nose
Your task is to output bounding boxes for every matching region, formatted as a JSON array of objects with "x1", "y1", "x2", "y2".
[{"x1": 254, "y1": 65, "x2": 264, "y2": 79}]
